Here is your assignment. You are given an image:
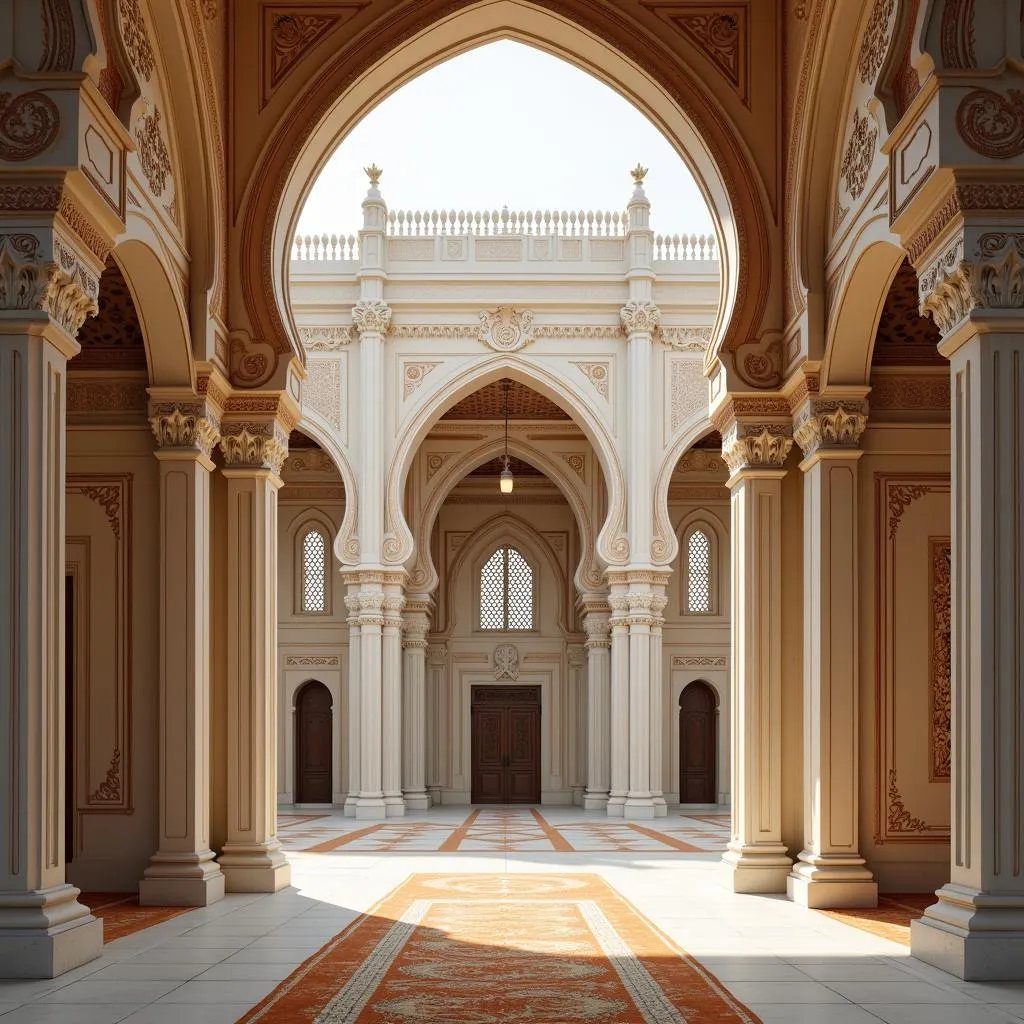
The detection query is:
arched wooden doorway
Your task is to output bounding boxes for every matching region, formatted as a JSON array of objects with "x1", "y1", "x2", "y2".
[
  {"x1": 295, "y1": 681, "x2": 333, "y2": 804},
  {"x1": 679, "y1": 681, "x2": 717, "y2": 804}
]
